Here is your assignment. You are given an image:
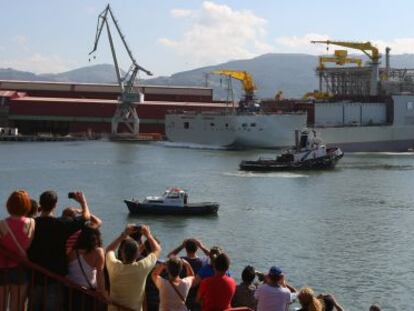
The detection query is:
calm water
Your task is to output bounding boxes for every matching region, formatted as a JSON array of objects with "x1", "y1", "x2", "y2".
[{"x1": 1, "y1": 141, "x2": 414, "y2": 310}]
